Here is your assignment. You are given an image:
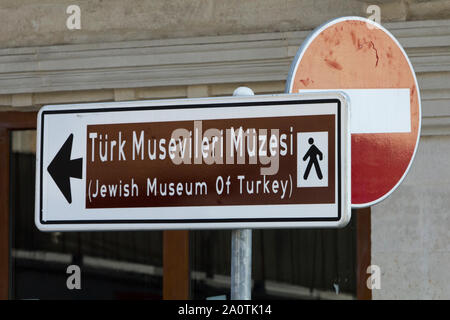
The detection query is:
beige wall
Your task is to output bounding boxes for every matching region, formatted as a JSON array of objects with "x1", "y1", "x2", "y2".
[
  {"x1": 1, "y1": 0, "x2": 450, "y2": 48},
  {"x1": 372, "y1": 135, "x2": 450, "y2": 299}
]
